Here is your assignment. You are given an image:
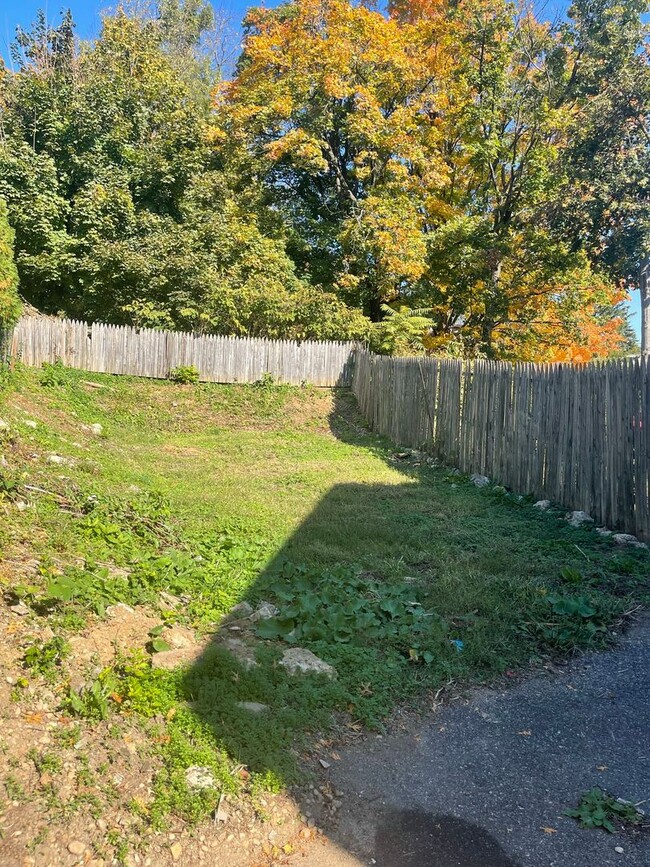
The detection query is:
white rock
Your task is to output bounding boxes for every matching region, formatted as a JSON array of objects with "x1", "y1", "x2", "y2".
[
  {"x1": 470, "y1": 473, "x2": 490, "y2": 487},
  {"x1": 612, "y1": 533, "x2": 647, "y2": 549},
  {"x1": 250, "y1": 601, "x2": 280, "y2": 622},
  {"x1": 47, "y1": 454, "x2": 66, "y2": 465},
  {"x1": 0, "y1": 419, "x2": 9, "y2": 431},
  {"x1": 615, "y1": 846, "x2": 624, "y2": 854},
  {"x1": 596, "y1": 526, "x2": 613, "y2": 537},
  {"x1": 23, "y1": 420, "x2": 37, "y2": 429},
  {"x1": 533, "y1": 500, "x2": 551, "y2": 511},
  {"x1": 15, "y1": 500, "x2": 29, "y2": 512},
  {"x1": 106, "y1": 602, "x2": 135, "y2": 618},
  {"x1": 236, "y1": 701, "x2": 269, "y2": 714},
  {"x1": 9, "y1": 602, "x2": 30, "y2": 616},
  {"x1": 90, "y1": 423, "x2": 103, "y2": 436},
  {"x1": 280, "y1": 648, "x2": 337, "y2": 679},
  {"x1": 566, "y1": 510, "x2": 593, "y2": 528},
  {"x1": 185, "y1": 765, "x2": 216, "y2": 790}
]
